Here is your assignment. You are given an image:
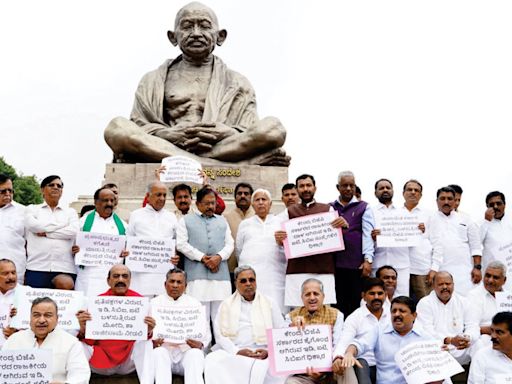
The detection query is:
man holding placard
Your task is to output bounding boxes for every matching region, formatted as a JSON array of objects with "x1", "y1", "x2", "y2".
[
  {"x1": 74, "y1": 187, "x2": 128, "y2": 296},
  {"x1": 76, "y1": 264, "x2": 155, "y2": 384},
  {"x1": 205, "y1": 265, "x2": 286, "y2": 384},
  {"x1": 3, "y1": 296, "x2": 91, "y2": 383},
  {"x1": 127, "y1": 181, "x2": 178, "y2": 296},
  {"x1": 152, "y1": 267, "x2": 208, "y2": 384},
  {"x1": 468, "y1": 311, "x2": 512, "y2": 383}
]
